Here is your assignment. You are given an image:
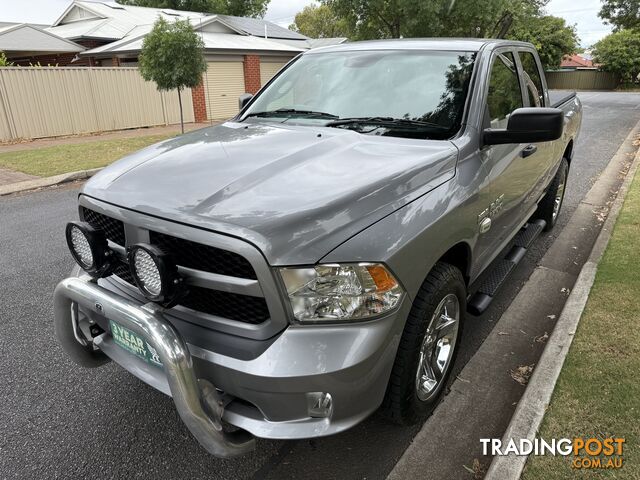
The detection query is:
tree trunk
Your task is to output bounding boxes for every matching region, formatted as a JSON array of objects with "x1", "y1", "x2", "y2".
[
  {"x1": 494, "y1": 12, "x2": 514, "y2": 39},
  {"x1": 177, "y1": 87, "x2": 184, "y2": 134}
]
